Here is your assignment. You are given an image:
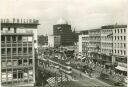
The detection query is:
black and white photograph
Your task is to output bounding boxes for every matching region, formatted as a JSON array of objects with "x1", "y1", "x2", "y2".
[{"x1": 0, "y1": 0, "x2": 128, "y2": 87}]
